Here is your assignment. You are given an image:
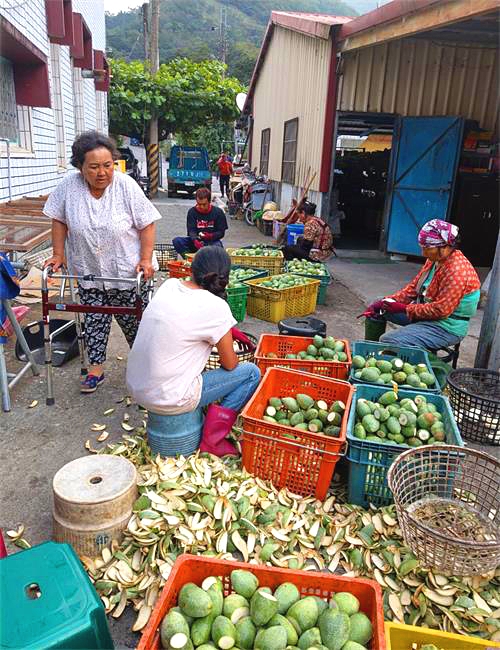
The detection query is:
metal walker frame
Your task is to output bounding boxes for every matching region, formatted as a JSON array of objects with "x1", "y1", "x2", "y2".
[{"x1": 41, "y1": 266, "x2": 153, "y2": 405}]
